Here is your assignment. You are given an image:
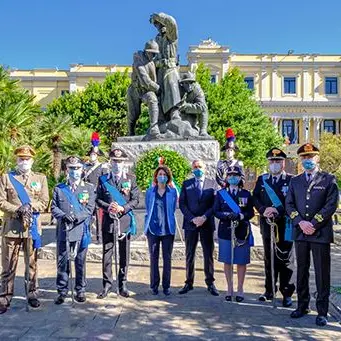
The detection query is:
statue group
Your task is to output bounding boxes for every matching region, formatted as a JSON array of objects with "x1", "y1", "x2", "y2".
[{"x1": 127, "y1": 12, "x2": 212, "y2": 141}]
